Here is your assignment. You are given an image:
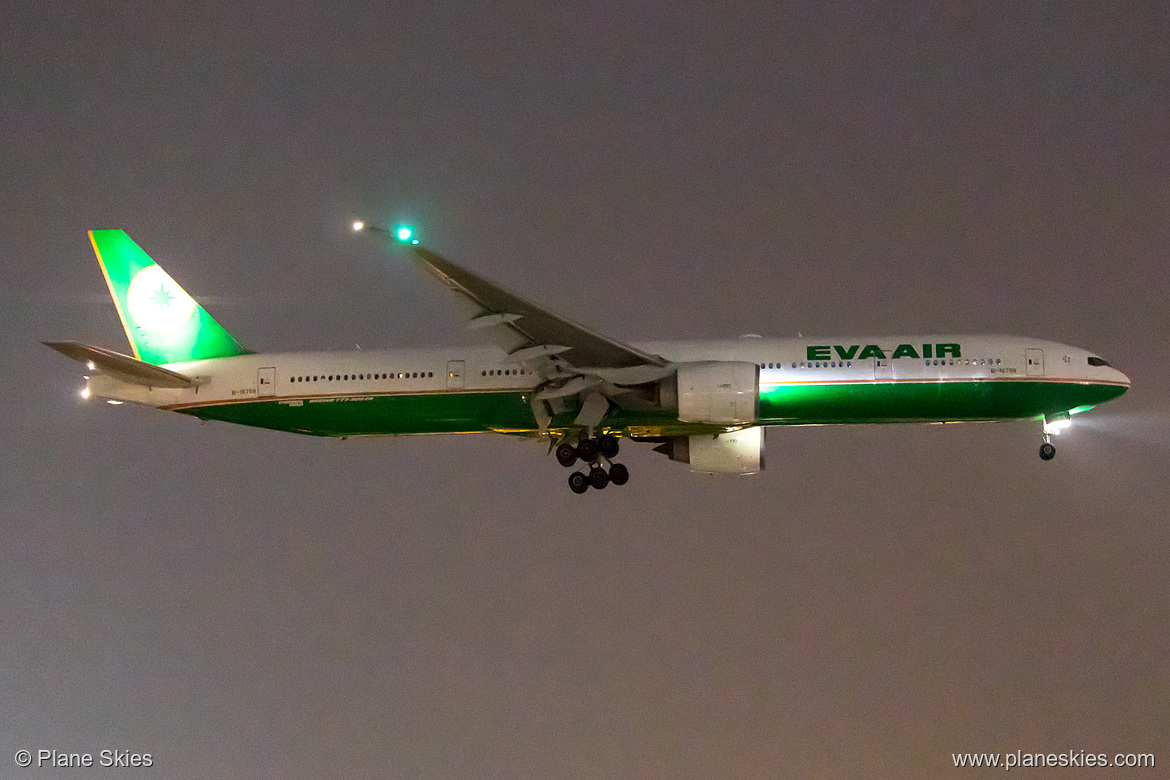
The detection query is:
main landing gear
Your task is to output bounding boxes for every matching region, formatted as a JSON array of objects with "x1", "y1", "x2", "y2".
[{"x1": 557, "y1": 435, "x2": 628, "y2": 493}]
